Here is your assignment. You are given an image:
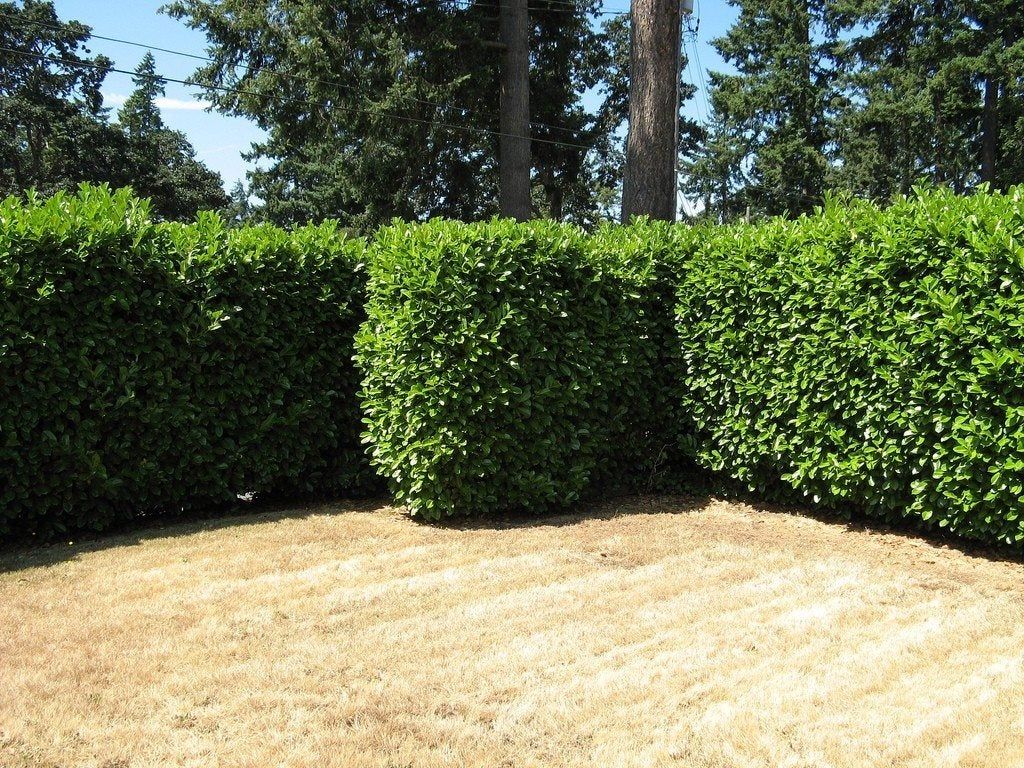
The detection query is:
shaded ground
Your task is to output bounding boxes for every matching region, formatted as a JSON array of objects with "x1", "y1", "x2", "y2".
[{"x1": 2, "y1": 495, "x2": 1023, "y2": 767}]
